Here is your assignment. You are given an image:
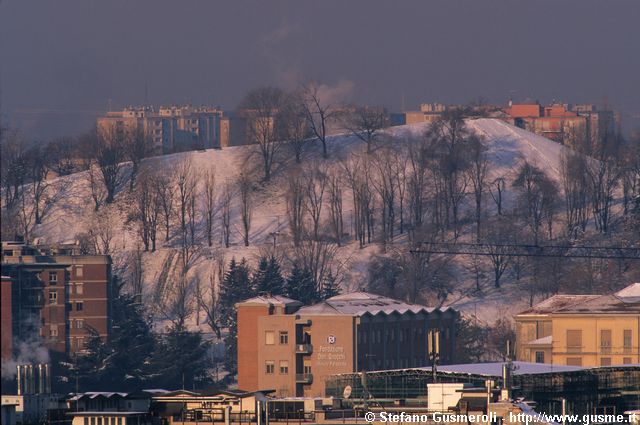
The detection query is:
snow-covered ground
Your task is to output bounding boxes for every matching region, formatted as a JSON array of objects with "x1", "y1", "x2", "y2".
[{"x1": 30, "y1": 118, "x2": 578, "y2": 329}]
